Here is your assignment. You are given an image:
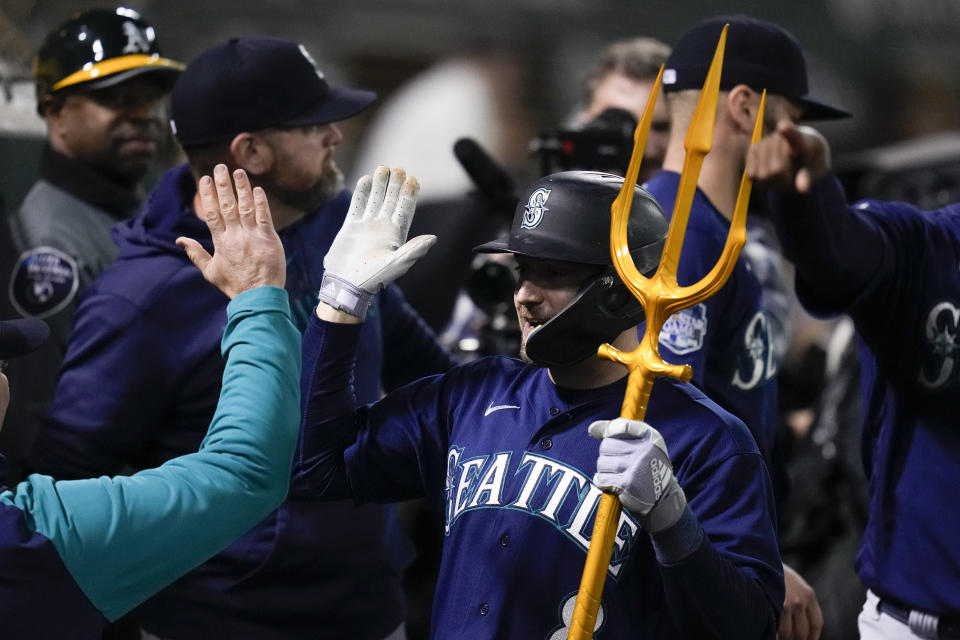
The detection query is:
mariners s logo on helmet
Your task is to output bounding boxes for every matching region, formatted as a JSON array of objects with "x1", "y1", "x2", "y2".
[{"x1": 521, "y1": 188, "x2": 551, "y2": 230}]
